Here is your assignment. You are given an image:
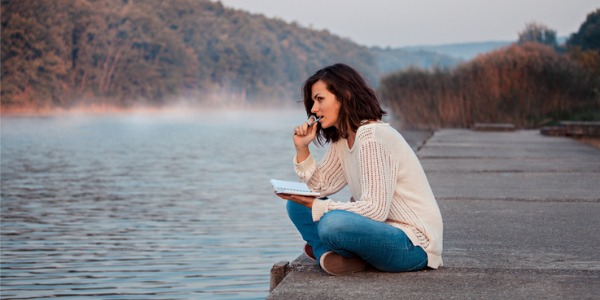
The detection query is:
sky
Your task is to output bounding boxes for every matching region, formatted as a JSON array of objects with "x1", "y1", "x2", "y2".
[{"x1": 217, "y1": 0, "x2": 599, "y2": 48}]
